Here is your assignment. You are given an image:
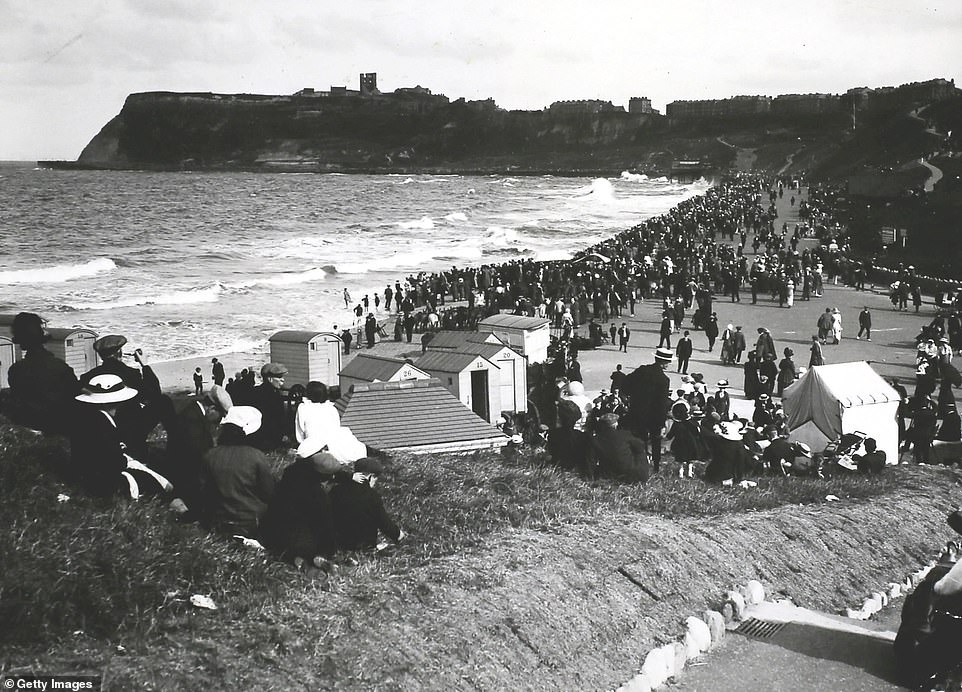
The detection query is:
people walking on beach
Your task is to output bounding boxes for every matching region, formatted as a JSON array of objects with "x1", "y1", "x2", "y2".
[
  {"x1": 365, "y1": 313, "x2": 377, "y2": 348},
  {"x1": 343, "y1": 288, "x2": 351, "y2": 309},
  {"x1": 193, "y1": 368, "x2": 203, "y2": 396}
]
